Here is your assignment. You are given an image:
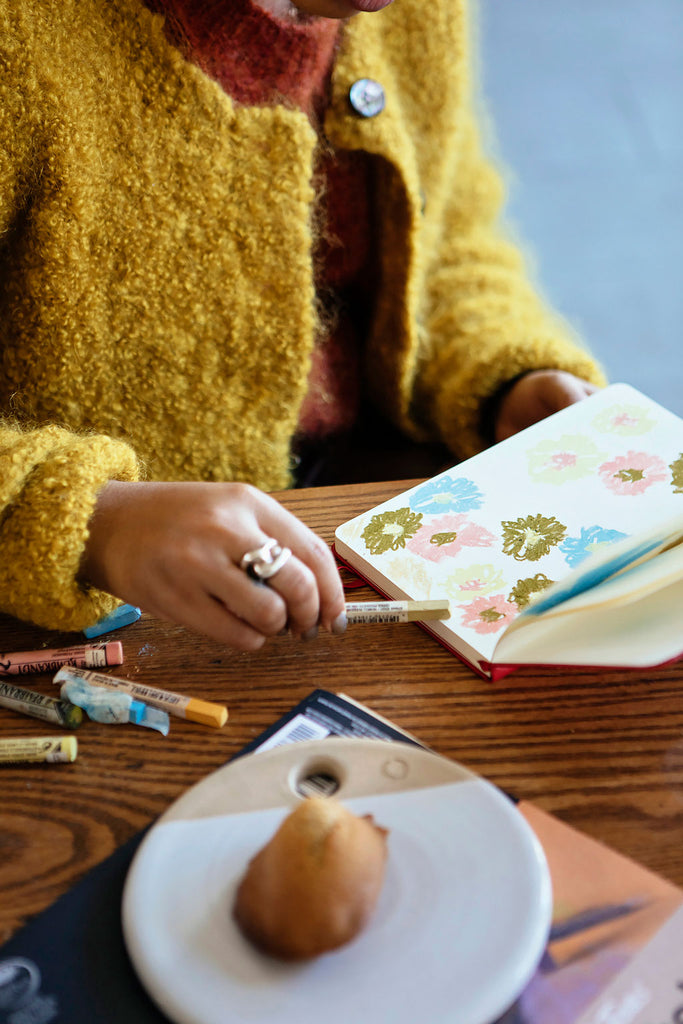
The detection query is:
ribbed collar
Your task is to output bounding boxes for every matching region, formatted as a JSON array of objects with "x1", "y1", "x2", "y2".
[{"x1": 145, "y1": 0, "x2": 341, "y2": 117}]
